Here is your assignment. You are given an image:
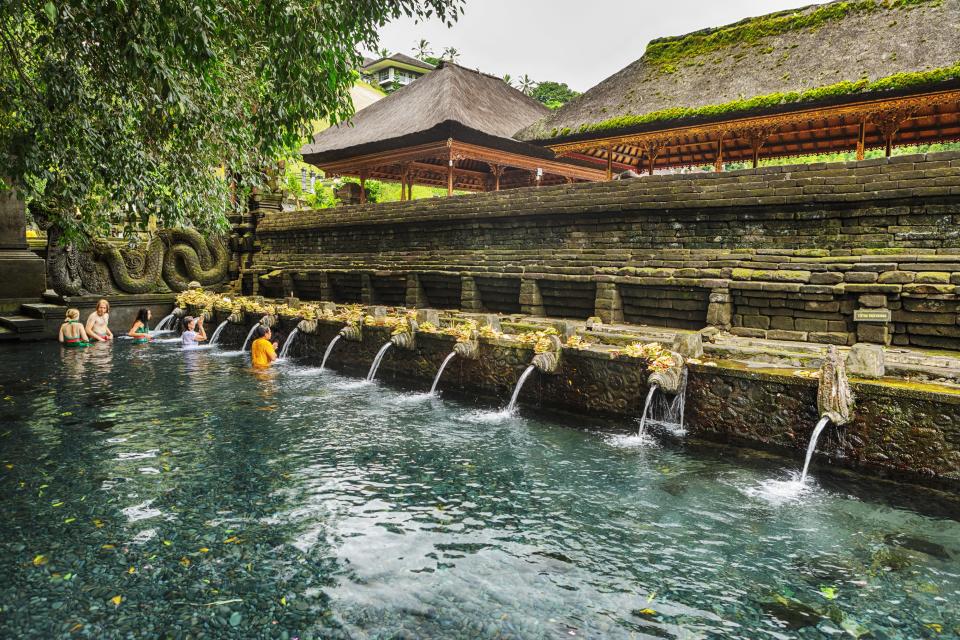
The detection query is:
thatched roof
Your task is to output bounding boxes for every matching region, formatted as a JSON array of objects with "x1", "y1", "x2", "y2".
[
  {"x1": 517, "y1": 0, "x2": 960, "y2": 143},
  {"x1": 303, "y1": 62, "x2": 552, "y2": 164}
]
